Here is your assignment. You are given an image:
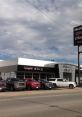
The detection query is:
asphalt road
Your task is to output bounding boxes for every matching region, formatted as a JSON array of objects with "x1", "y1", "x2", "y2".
[{"x1": 0, "y1": 88, "x2": 82, "y2": 117}]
